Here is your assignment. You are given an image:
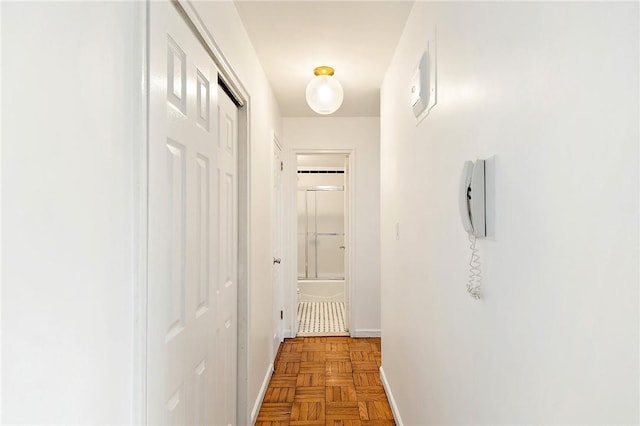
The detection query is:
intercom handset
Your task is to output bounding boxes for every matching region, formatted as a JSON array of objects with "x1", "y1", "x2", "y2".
[
  {"x1": 459, "y1": 160, "x2": 485, "y2": 238},
  {"x1": 459, "y1": 160, "x2": 487, "y2": 299}
]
